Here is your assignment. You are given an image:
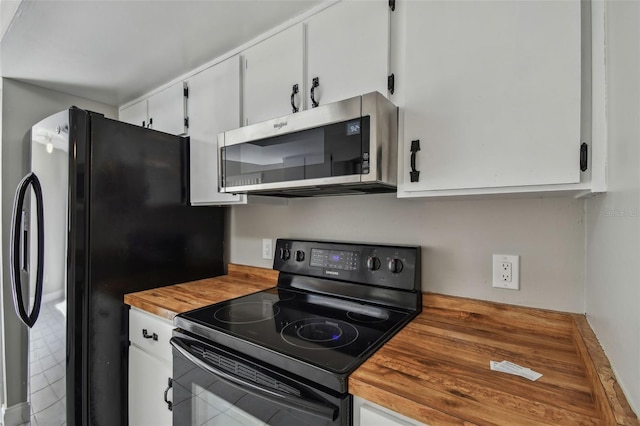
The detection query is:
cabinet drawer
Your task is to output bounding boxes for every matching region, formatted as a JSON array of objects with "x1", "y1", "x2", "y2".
[{"x1": 129, "y1": 308, "x2": 174, "y2": 363}]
